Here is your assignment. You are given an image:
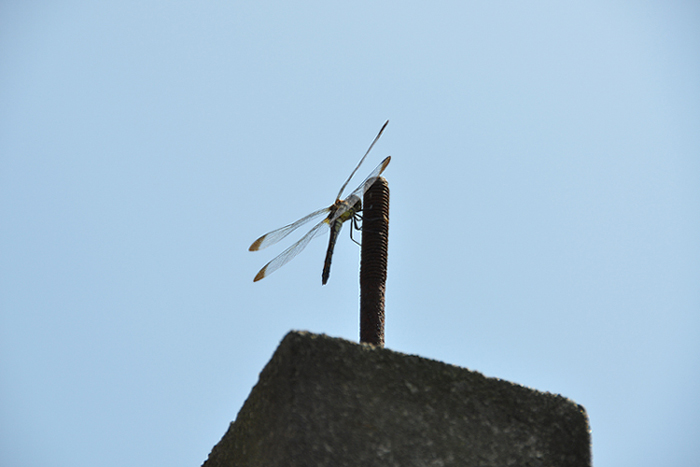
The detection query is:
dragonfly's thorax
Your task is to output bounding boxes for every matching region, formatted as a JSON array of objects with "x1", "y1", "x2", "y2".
[{"x1": 330, "y1": 197, "x2": 361, "y2": 224}]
